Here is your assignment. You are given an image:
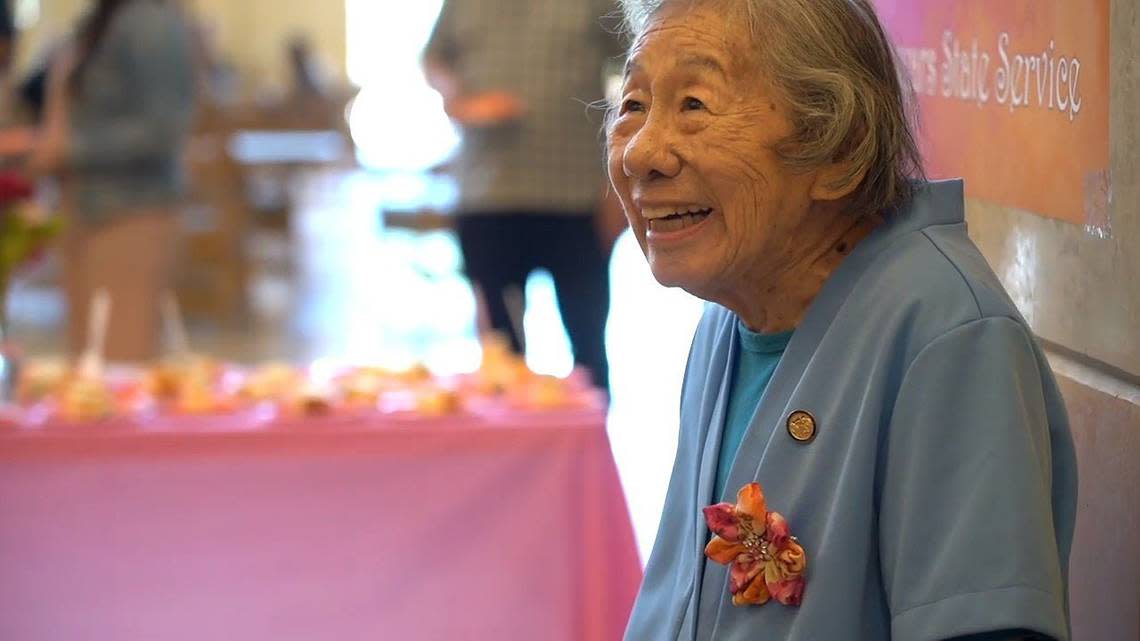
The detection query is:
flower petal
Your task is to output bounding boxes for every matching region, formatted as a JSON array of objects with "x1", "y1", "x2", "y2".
[
  {"x1": 729, "y1": 557, "x2": 763, "y2": 594},
  {"x1": 733, "y1": 573, "x2": 771, "y2": 606},
  {"x1": 776, "y1": 540, "x2": 806, "y2": 577},
  {"x1": 764, "y1": 558, "x2": 782, "y2": 585},
  {"x1": 768, "y1": 577, "x2": 806, "y2": 606},
  {"x1": 735, "y1": 483, "x2": 767, "y2": 521},
  {"x1": 703, "y1": 503, "x2": 741, "y2": 542},
  {"x1": 765, "y1": 511, "x2": 790, "y2": 547},
  {"x1": 704, "y1": 536, "x2": 747, "y2": 565}
]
